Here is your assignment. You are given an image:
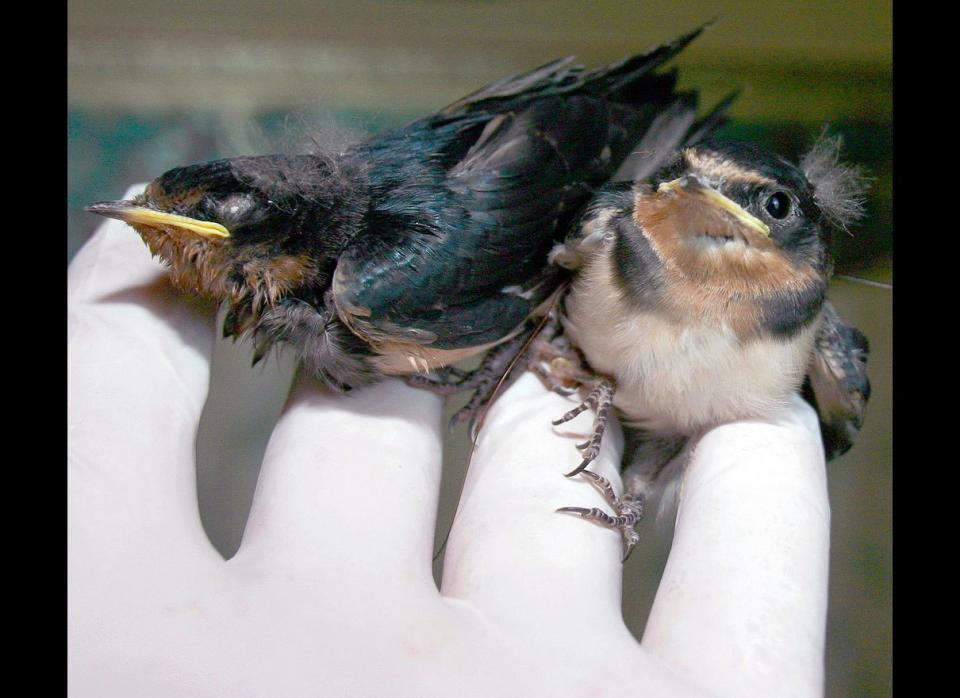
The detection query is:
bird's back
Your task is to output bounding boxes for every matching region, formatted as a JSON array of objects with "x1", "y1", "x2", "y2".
[{"x1": 333, "y1": 25, "x2": 731, "y2": 354}]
